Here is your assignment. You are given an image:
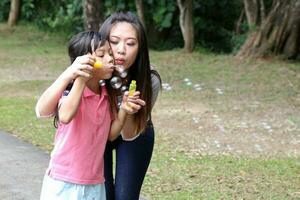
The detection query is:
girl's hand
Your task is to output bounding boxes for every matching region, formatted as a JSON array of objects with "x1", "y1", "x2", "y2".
[
  {"x1": 120, "y1": 91, "x2": 146, "y2": 114},
  {"x1": 63, "y1": 54, "x2": 95, "y2": 81}
]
